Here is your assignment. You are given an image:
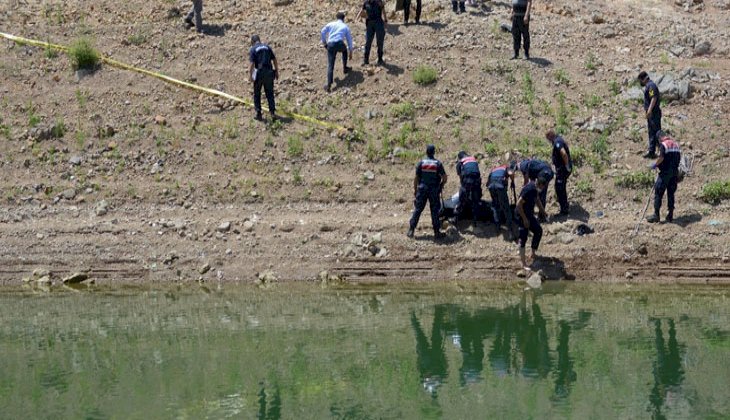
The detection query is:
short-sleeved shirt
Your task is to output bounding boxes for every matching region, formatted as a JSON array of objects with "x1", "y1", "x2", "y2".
[
  {"x1": 249, "y1": 43, "x2": 276, "y2": 70},
  {"x1": 658, "y1": 137, "x2": 681, "y2": 176},
  {"x1": 552, "y1": 136, "x2": 572, "y2": 173},
  {"x1": 519, "y1": 159, "x2": 552, "y2": 181},
  {"x1": 362, "y1": 0, "x2": 384, "y2": 22},
  {"x1": 643, "y1": 80, "x2": 661, "y2": 116},
  {"x1": 488, "y1": 165, "x2": 509, "y2": 190},
  {"x1": 519, "y1": 182, "x2": 539, "y2": 218},
  {"x1": 456, "y1": 155, "x2": 480, "y2": 179},
  {"x1": 512, "y1": 0, "x2": 529, "y2": 17},
  {"x1": 416, "y1": 157, "x2": 446, "y2": 187}
]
